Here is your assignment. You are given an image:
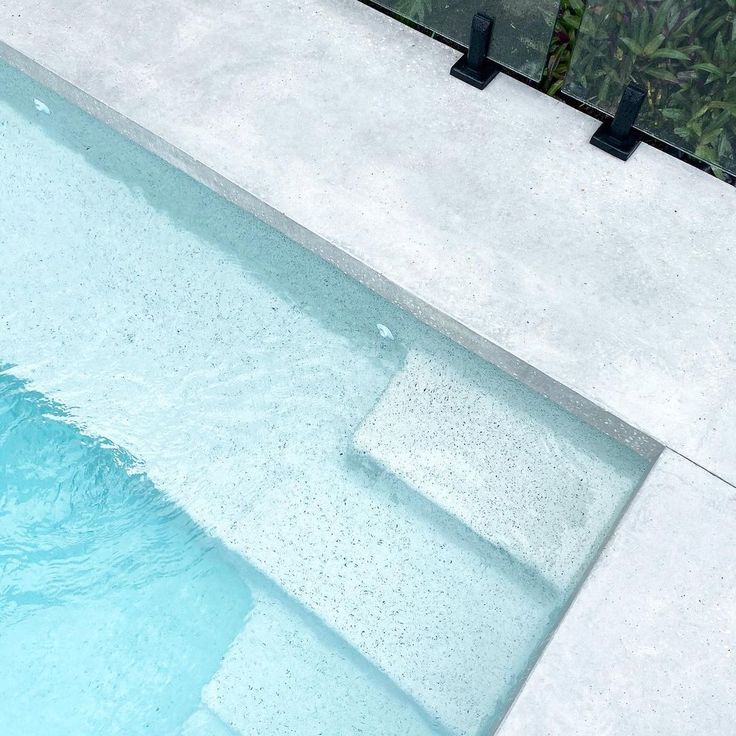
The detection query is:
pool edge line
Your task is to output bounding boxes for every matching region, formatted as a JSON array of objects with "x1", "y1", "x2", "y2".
[{"x1": 0, "y1": 40, "x2": 661, "y2": 462}]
